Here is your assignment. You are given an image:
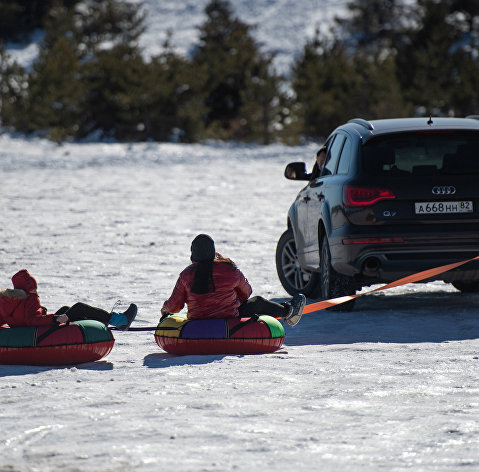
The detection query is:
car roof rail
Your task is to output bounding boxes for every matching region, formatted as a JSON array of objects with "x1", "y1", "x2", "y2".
[{"x1": 348, "y1": 118, "x2": 374, "y2": 130}]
